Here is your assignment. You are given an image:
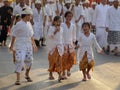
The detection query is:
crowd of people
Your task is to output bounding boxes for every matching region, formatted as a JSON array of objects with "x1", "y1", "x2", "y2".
[{"x1": 0, "y1": 0, "x2": 120, "y2": 85}]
